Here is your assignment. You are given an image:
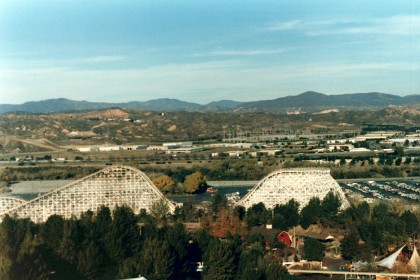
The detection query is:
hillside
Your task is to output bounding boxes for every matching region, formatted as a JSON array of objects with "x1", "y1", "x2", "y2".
[
  {"x1": 236, "y1": 91, "x2": 420, "y2": 112},
  {"x1": 0, "y1": 98, "x2": 202, "y2": 114},
  {"x1": 1, "y1": 107, "x2": 419, "y2": 153}
]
